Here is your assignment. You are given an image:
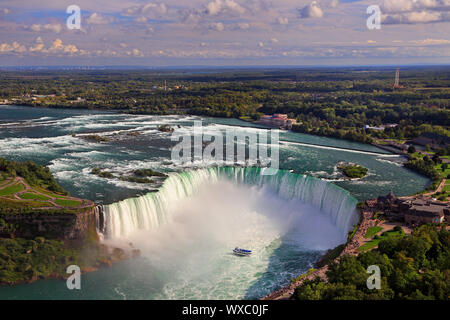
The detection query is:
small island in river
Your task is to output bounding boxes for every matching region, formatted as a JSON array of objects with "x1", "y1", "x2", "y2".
[{"x1": 337, "y1": 163, "x2": 369, "y2": 179}]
